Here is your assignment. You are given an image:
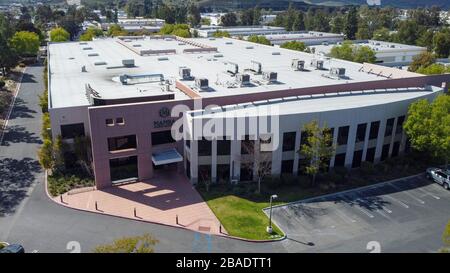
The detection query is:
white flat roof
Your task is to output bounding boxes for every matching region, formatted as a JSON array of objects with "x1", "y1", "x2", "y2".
[
  {"x1": 48, "y1": 37, "x2": 422, "y2": 108},
  {"x1": 191, "y1": 86, "x2": 440, "y2": 119},
  {"x1": 265, "y1": 31, "x2": 344, "y2": 40},
  {"x1": 311, "y1": 40, "x2": 426, "y2": 55}
]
